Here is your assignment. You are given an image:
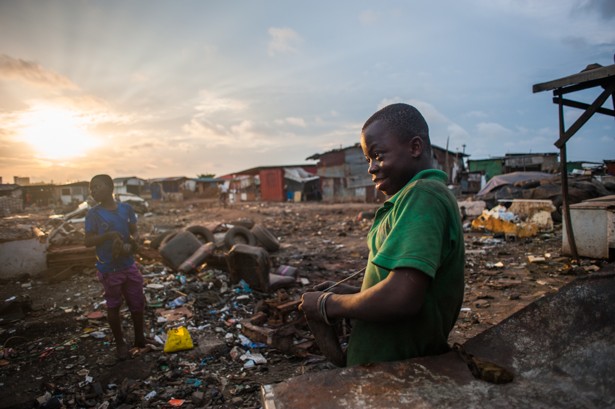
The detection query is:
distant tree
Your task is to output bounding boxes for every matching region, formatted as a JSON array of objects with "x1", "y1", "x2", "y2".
[{"x1": 197, "y1": 173, "x2": 216, "y2": 179}]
